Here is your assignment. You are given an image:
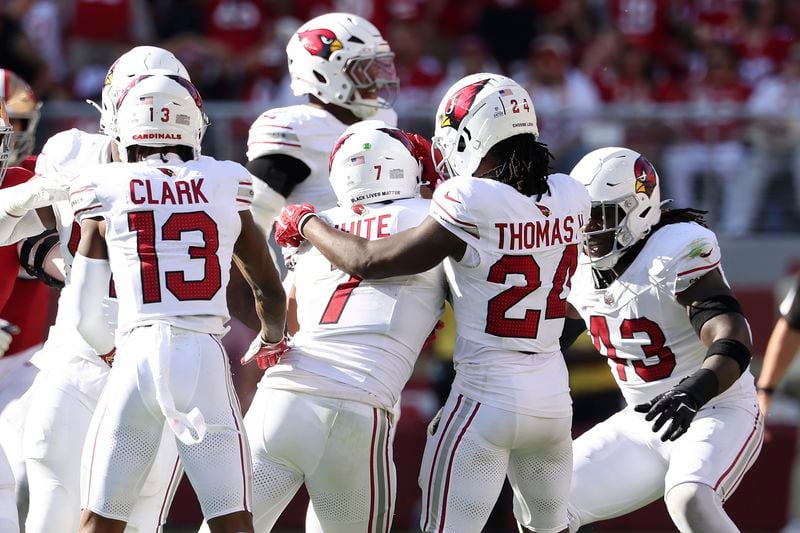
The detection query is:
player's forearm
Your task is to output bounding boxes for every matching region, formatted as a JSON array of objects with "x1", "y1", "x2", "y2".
[
  {"x1": 71, "y1": 254, "x2": 115, "y2": 355},
  {"x1": 234, "y1": 255, "x2": 286, "y2": 342},
  {"x1": 249, "y1": 179, "x2": 286, "y2": 237},
  {"x1": 226, "y1": 265, "x2": 260, "y2": 332},
  {"x1": 758, "y1": 318, "x2": 800, "y2": 391},
  {"x1": 251, "y1": 282, "x2": 286, "y2": 343},
  {"x1": 0, "y1": 209, "x2": 45, "y2": 245},
  {"x1": 699, "y1": 313, "x2": 753, "y2": 395}
]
